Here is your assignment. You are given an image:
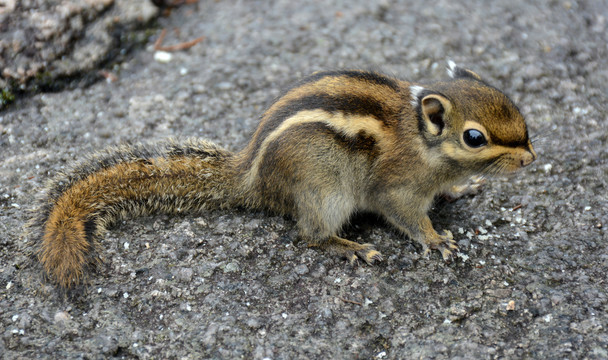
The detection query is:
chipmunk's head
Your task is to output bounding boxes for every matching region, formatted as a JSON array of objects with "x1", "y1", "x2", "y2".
[{"x1": 410, "y1": 61, "x2": 536, "y2": 177}]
